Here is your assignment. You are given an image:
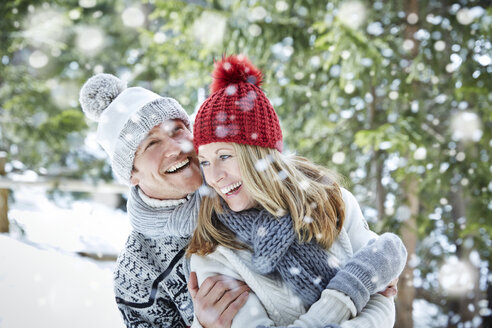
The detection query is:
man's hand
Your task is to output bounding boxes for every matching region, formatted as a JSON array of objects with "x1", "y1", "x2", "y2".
[
  {"x1": 188, "y1": 272, "x2": 250, "y2": 328},
  {"x1": 379, "y1": 278, "x2": 399, "y2": 297}
]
